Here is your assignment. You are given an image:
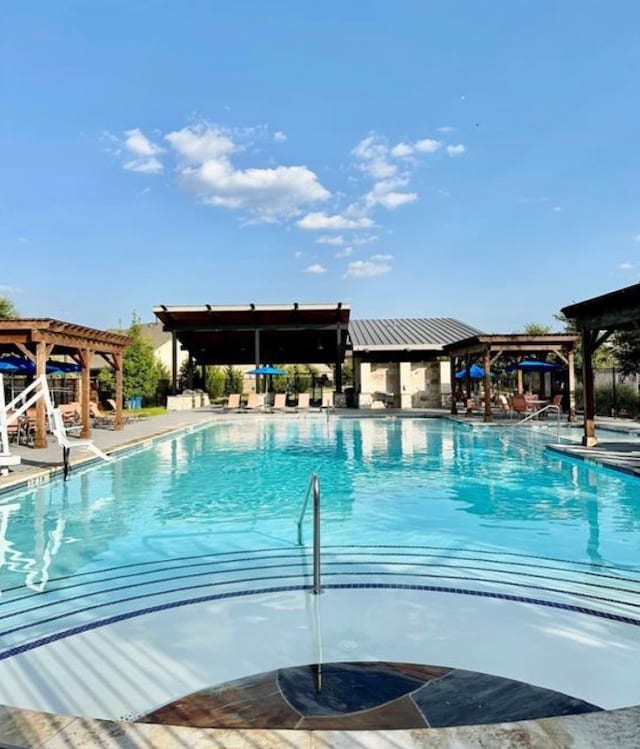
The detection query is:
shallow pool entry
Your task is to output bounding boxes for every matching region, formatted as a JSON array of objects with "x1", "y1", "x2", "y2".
[{"x1": 141, "y1": 661, "x2": 601, "y2": 730}]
